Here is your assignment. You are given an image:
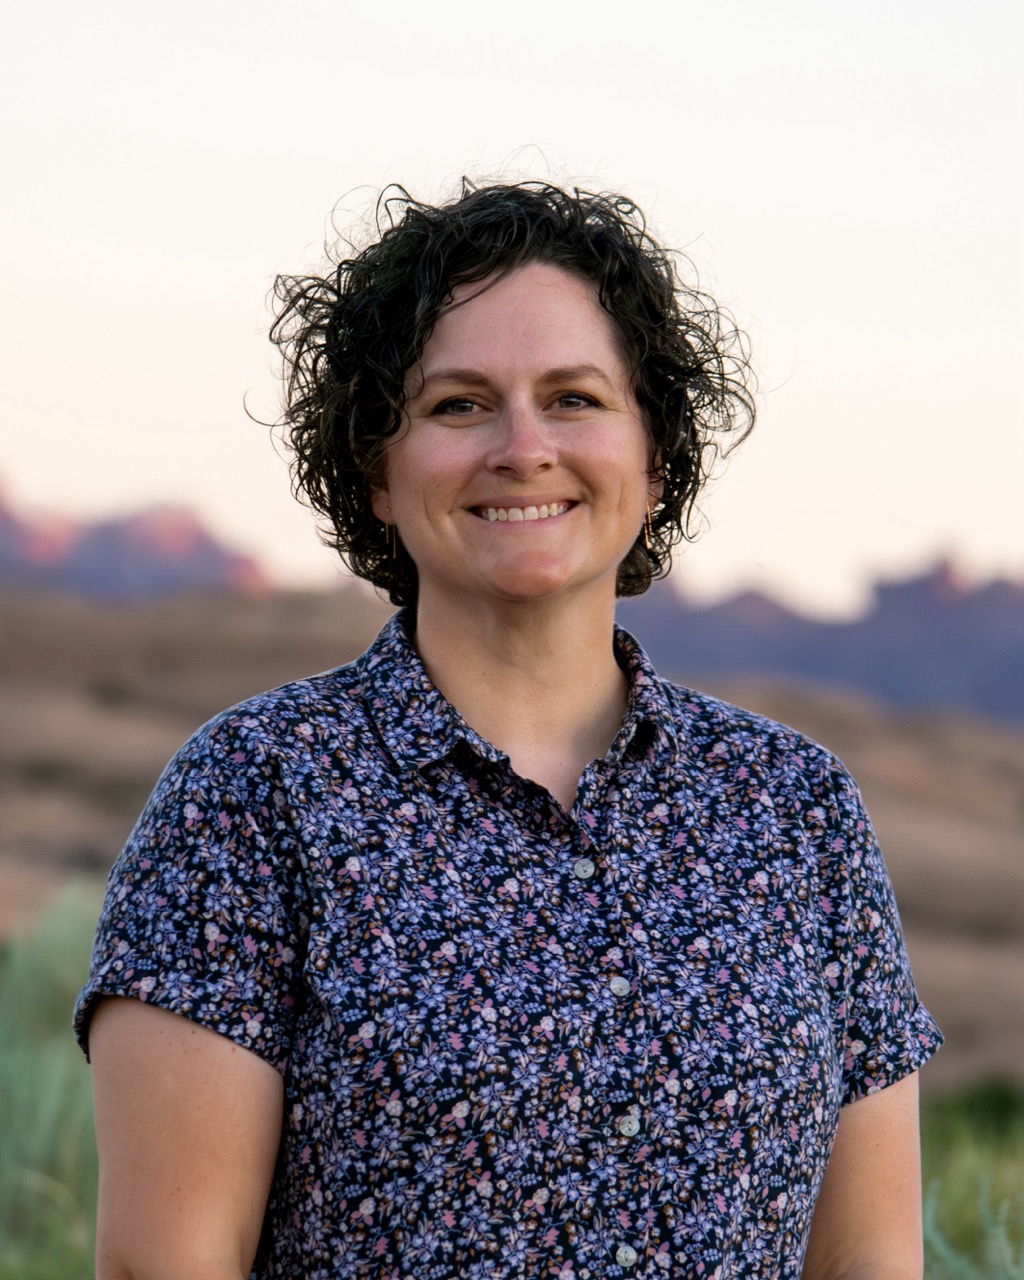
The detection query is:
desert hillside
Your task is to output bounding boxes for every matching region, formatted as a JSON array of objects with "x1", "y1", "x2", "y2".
[{"x1": 2, "y1": 585, "x2": 1021, "y2": 1091}]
